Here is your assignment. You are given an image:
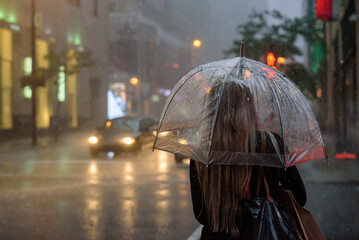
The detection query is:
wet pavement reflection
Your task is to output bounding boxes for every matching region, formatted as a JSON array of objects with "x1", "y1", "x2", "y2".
[
  {"x1": 3, "y1": 132, "x2": 358, "y2": 239},
  {"x1": 0, "y1": 132, "x2": 197, "y2": 240}
]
